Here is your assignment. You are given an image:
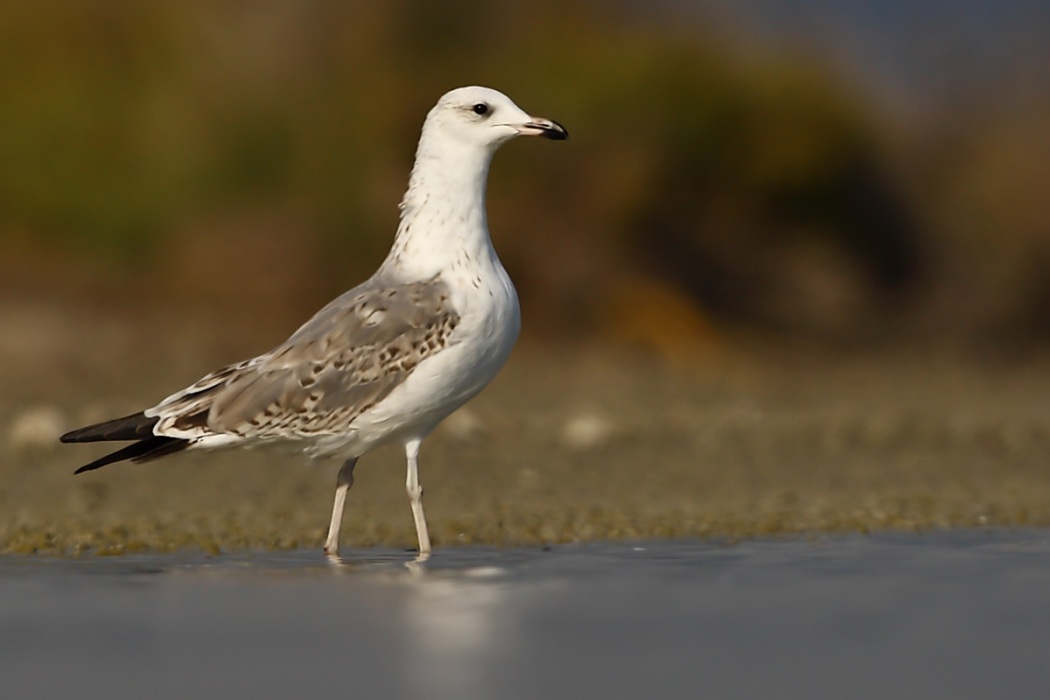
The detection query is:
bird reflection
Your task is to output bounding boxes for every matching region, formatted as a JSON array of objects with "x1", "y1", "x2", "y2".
[{"x1": 400, "y1": 565, "x2": 510, "y2": 696}]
